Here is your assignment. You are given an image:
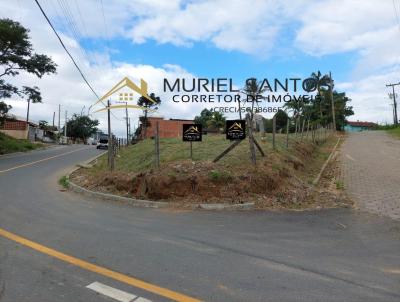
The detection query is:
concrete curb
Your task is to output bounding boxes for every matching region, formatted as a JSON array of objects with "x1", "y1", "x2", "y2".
[
  {"x1": 65, "y1": 154, "x2": 255, "y2": 211},
  {"x1": 312, "y1": 136, "x2": 341, "y2": 186}
]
